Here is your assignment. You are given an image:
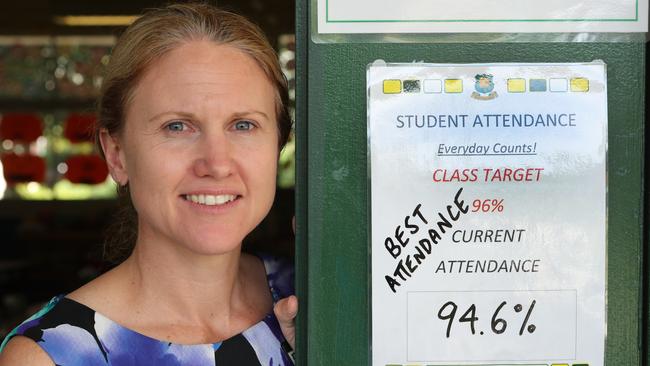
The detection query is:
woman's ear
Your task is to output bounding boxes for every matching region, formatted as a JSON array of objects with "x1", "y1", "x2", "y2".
[{"x1": 99, "y1": 129, "x2": 128, "y2": 186}]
